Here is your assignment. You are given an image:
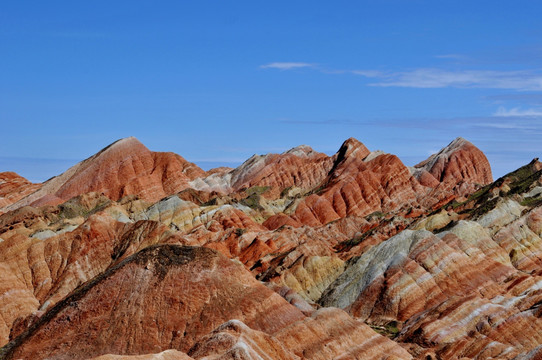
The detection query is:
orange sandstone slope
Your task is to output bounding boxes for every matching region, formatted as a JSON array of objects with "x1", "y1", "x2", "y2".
[
  {"x1": 189, "y1": 144, "x2": 334, "y2": 197},
  {"x1": 3, "y1": 137, "x2": 205, "y2": 212}
]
